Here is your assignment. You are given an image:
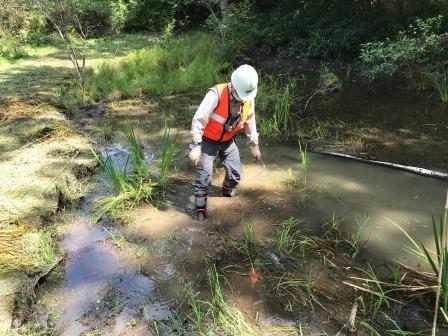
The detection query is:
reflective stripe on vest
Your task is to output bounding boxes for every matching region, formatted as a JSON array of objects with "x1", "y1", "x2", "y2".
[{"x1": 203, "y1": 83, "x2": 251, "y2": 142}]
